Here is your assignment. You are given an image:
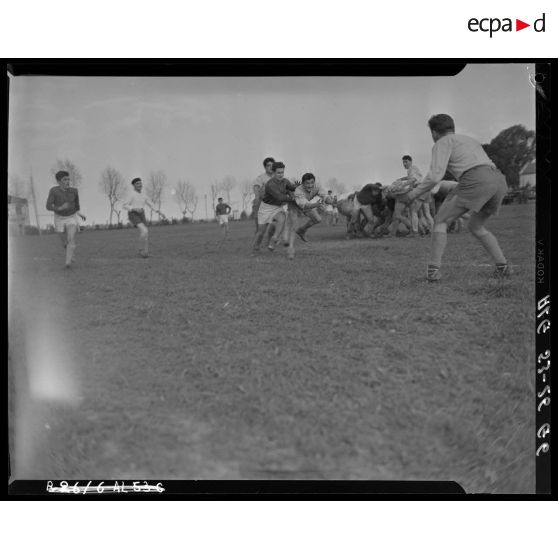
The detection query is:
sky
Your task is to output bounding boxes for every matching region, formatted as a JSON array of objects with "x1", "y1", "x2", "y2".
[{"x1": 8, "y1": 63, "x2": 536, "y2": 226}]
